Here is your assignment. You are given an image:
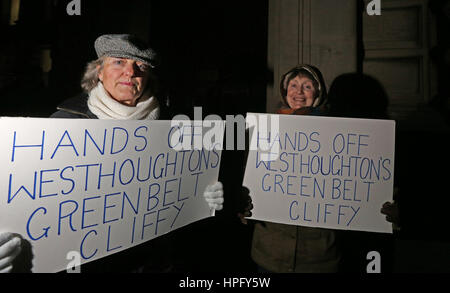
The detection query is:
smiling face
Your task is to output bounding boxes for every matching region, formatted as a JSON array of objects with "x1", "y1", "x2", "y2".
[
  {"x1": 286, "y1": 75, "x2": 317, "y2": 110},
  {"x1": 98, "y1": 57, "x2": 150, "y2": 106}
]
